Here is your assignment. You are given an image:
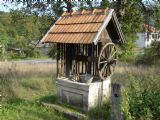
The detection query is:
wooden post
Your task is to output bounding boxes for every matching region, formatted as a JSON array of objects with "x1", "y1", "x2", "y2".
[
  {"x1": 110, "y1": 83, "x2": 124, "y2": 120},
  {"x1": 88, "y1": 44, "x2": 92, "y2": 74},
  {"x1": 57, "y1": 44, "x2": 60, "y2": 77},
  {"x1": 66, "y1": 44, "x2": 72, "y2": 77}
]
